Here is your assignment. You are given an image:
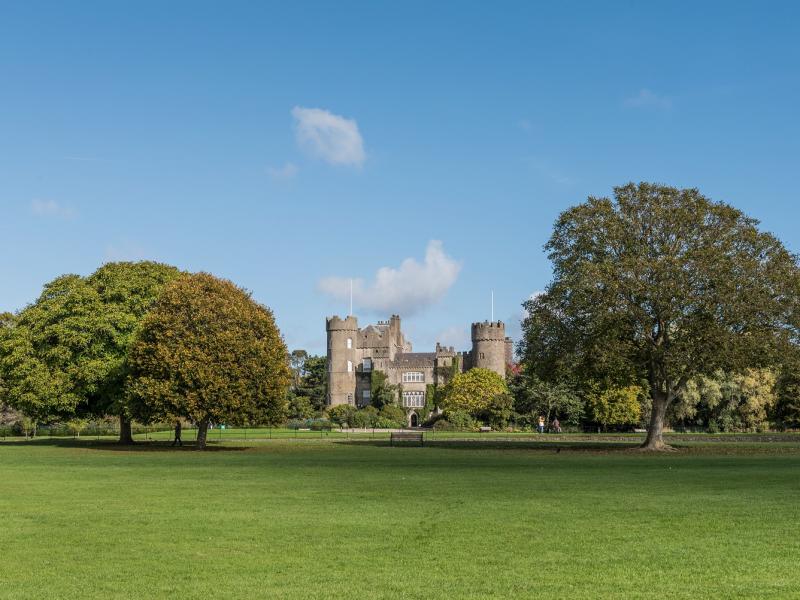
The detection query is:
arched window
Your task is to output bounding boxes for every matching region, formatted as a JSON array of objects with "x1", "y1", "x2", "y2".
[
  {"x1": 347, "y1": 360, "x2": 353, "y2": 373},
  {"x1": 347, "y1": 338, "x2": 352, "y2": 349}
]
